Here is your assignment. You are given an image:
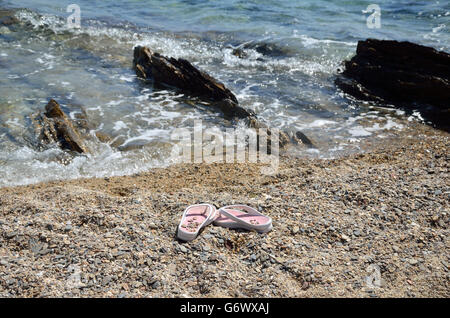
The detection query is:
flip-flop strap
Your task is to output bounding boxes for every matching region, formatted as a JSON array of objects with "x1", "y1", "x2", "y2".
[
  {"x1": 222, "y1": 205, "x2": 261, "y2": 215},
  {"x1": 182, "y1": 203, "x2": 215, "y2": 225},
  {"x1": 199, "y1": 204, "x2": 215, "y2": 223},
  {"x1": 218, "y1": 205, "x2": 263, "y2": 225},
  {"x1": 206, "y1": 205, "x2": 218, "y2": 222}
]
